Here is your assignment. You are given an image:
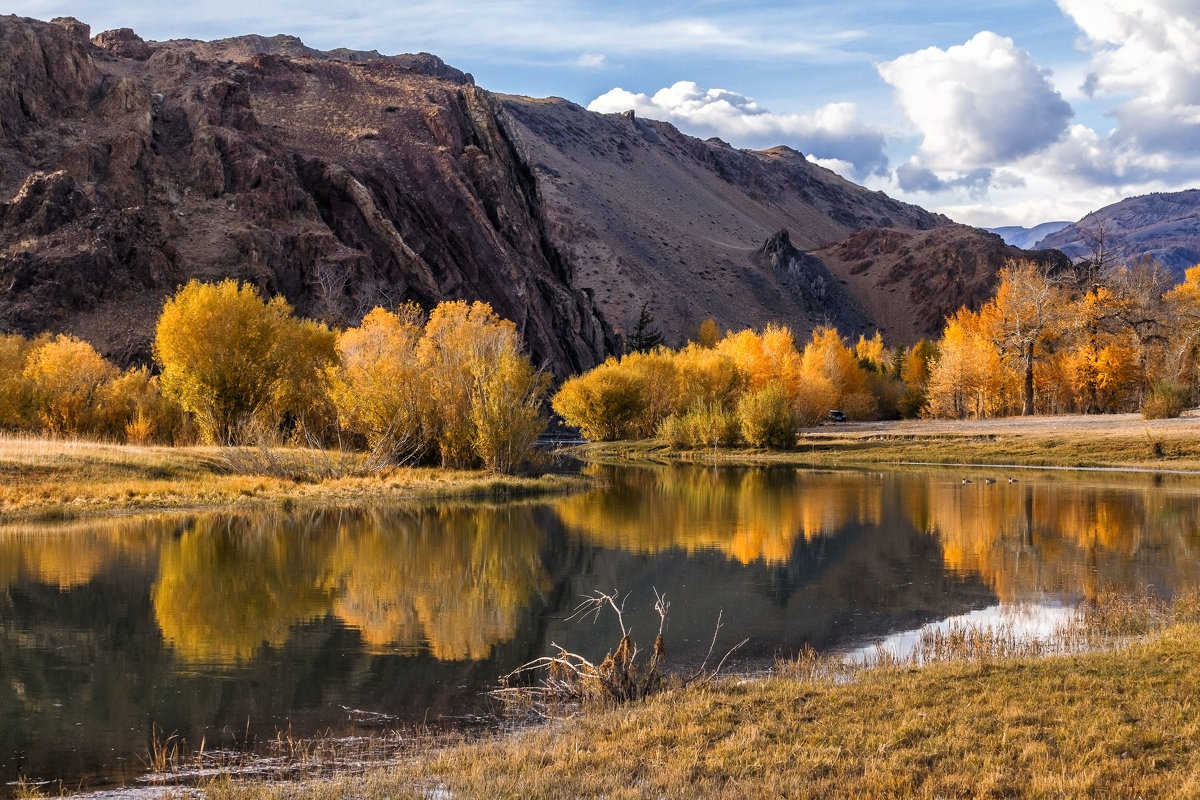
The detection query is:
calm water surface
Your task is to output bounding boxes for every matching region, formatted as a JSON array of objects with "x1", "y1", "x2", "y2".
[{"x1": 4, "y1": 464, "x2": 1200, "y2": 793}]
